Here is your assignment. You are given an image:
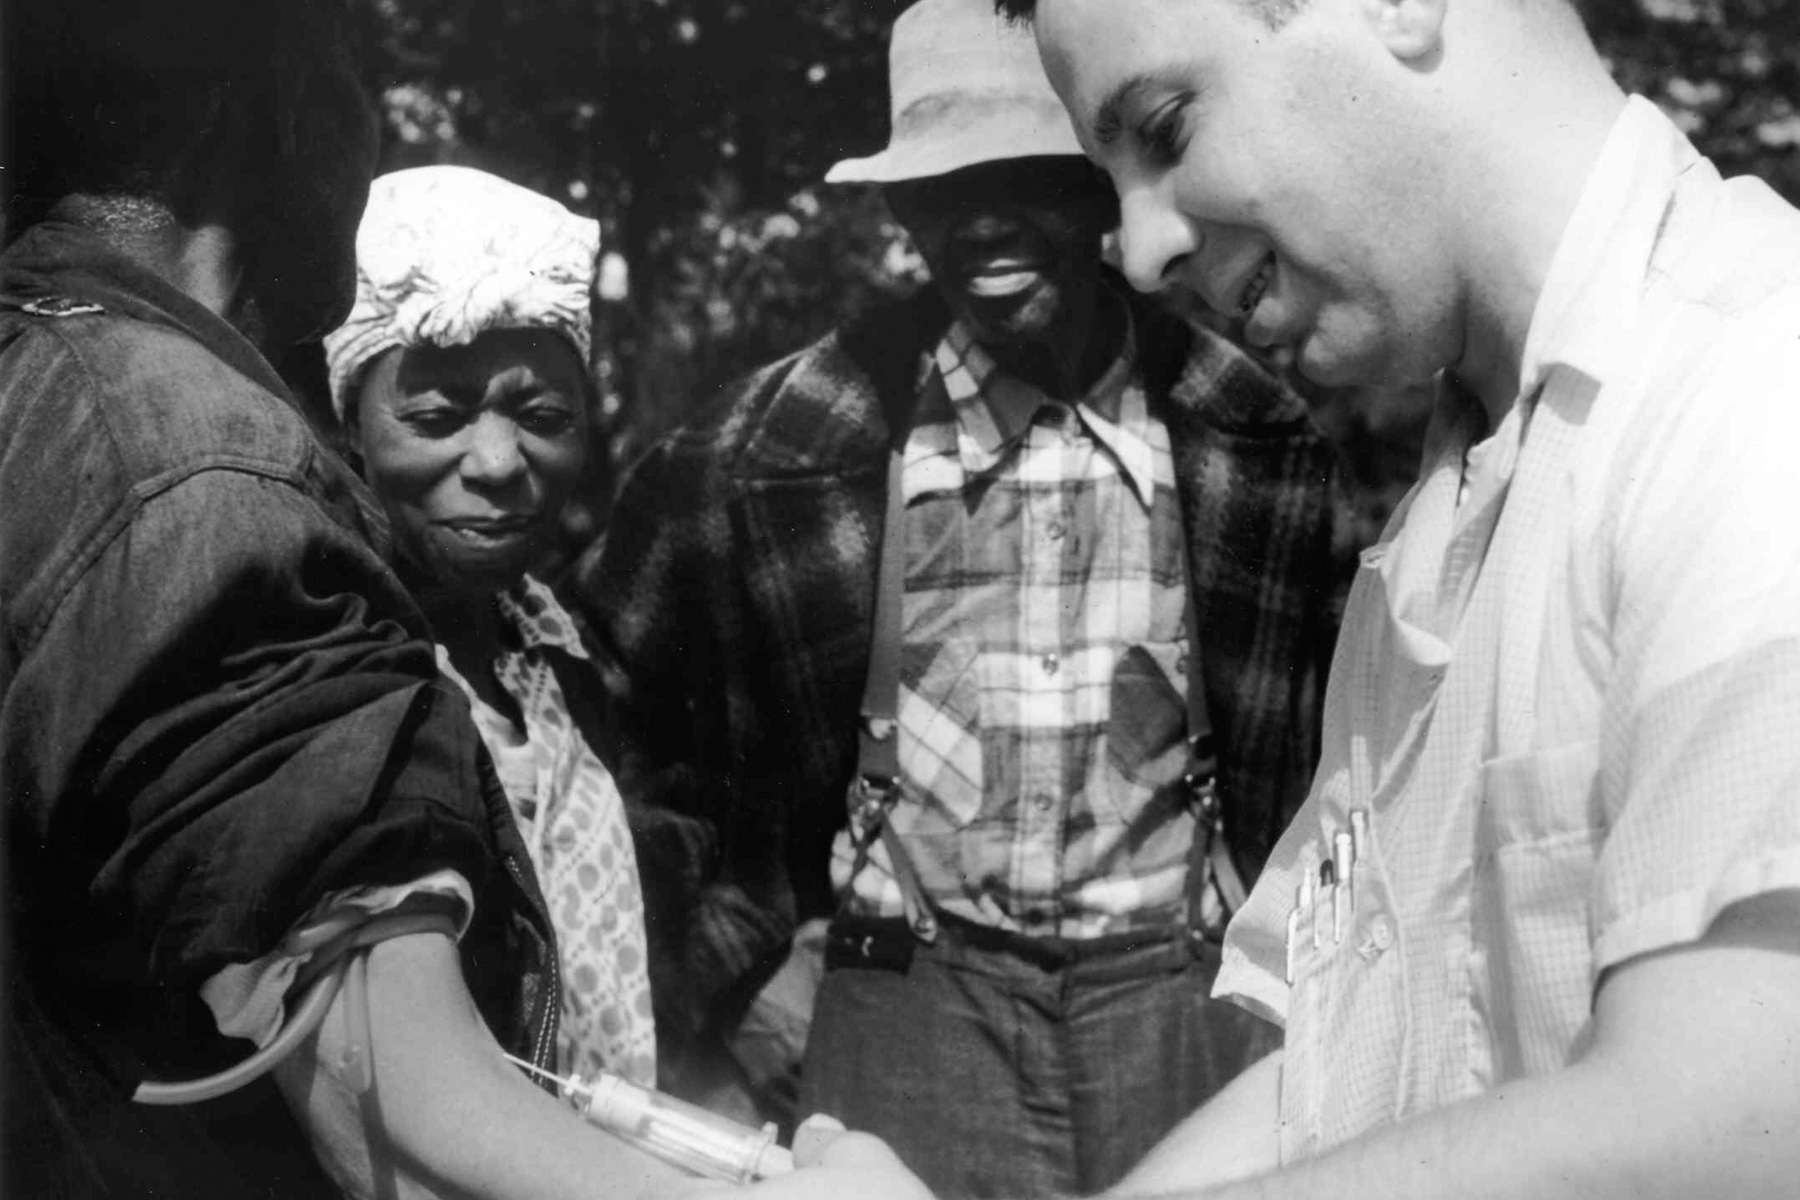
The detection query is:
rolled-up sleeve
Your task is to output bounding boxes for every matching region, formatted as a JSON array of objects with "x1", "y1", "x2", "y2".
[{"x1": 5, "y1": 466, "x2": 505, "y2": 1068}]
